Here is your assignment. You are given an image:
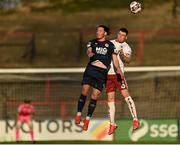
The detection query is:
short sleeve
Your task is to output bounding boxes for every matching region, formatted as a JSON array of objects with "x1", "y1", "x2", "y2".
[
  {"x1": 110, "y1": 43, "x2": 117, "y2": 54},
  {"x1": 87, "y1": 41, "x2": 92, "y2": 49},
  {"x1": 124, "y1": 44, "x2": 132, "y2": 56}
]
